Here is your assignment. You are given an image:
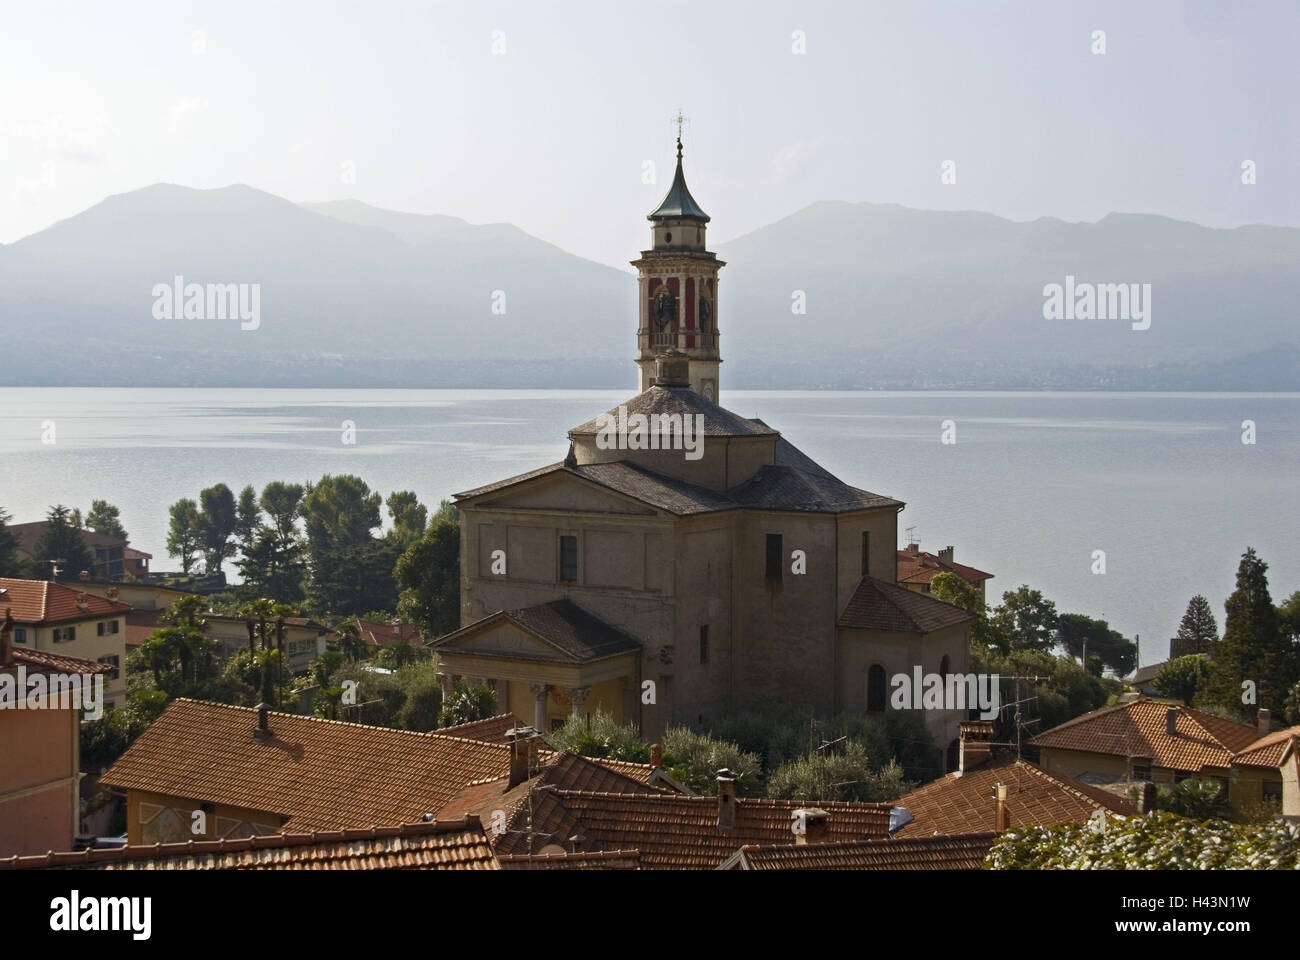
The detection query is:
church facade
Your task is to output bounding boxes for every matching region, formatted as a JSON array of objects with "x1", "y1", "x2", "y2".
[{"x1": 432, "y1": 137, "x2": 974, "y2": 759}]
